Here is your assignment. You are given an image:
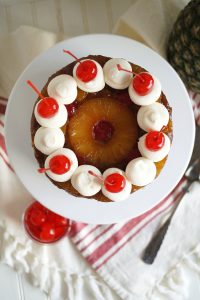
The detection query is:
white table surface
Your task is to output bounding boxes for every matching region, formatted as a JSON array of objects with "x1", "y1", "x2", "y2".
[{"x1": 0, "y1": 0, "x2": 199, "y2": 299}]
